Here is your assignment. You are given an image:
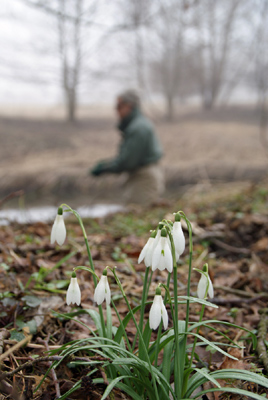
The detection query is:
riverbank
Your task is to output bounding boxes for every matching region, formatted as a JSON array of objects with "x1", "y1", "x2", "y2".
[{"x1": 0, "y1": 105, "x2": 267, "y2": 202}]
